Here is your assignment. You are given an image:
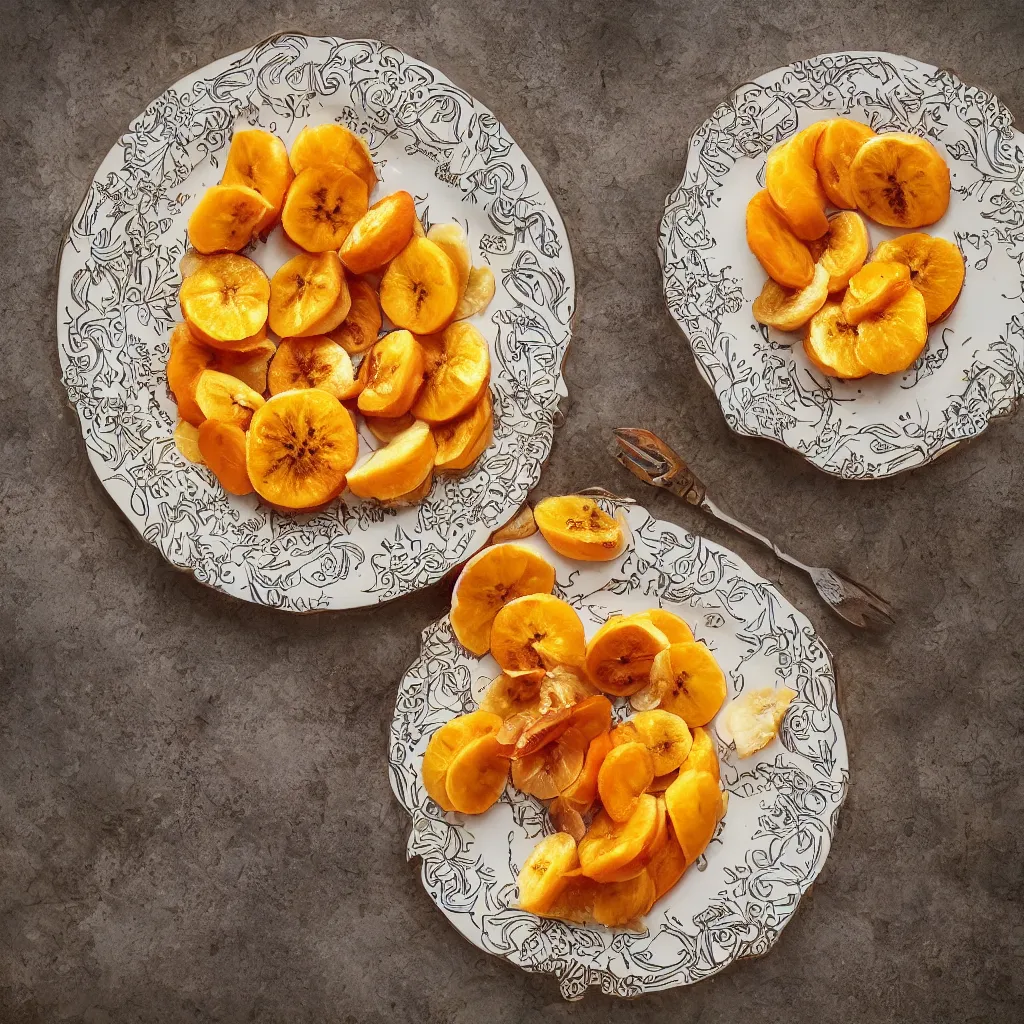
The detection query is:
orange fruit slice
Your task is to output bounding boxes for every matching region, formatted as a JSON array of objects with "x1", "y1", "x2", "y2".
[
  {"x1": 267, "y1": 337, "x2": 359, "y2": 400},
  {"x1": 173, "y1": 421, "x2": 204, "y2": 464},
  {"x1": 221, "y1": 129, "x2": 294, "y2": 234},
  {"x1": 356, "y1": 330, "x2": 426, "y2": 419},
  {"x1": 246, "y1": 389, "x2": 359, "y2": 509},
  {"x1": 647, "y1": 820, "x2": 689, "y2": 900},
  {"x1": 664, "y1": 769, "x2": 721, "y2": 864},
  {"x1": 681, "y1": 726, "x2": 720, "y2": 782},
  {"x1": 193, "y1": 369, "x2": 265, "y2": 429},
  {"x1": 813, "y1": 118, "x2": 876, "y2": 209},
  {"x1": 453, "y1": 265, "x2": 497, "y2": 321},
  {"x1": 412, "y1": 322, "x2": 491, "y2": 424},
  {"x1": 631, "y1": 710, "x2": 693, "y2": 775},
  {"x1": 510, "y1": 727, "x2": 588, "y2": 799},
  {"x1": 421, "y1": 710, "x2": 502, "y2": 812},
  {"x1": 840, "y1": 260, "x2": 911, "y2": 325},
  {"x1": 566, "y1": 695, "x2": 613, "y2": 742},
  {"x1": 339, "y1": 191, "x2": 416, "y2": 275},
  {"x1": 635, "y1": 609, "x2": 693, "y2": 646},
  {"x1": 268, "y1": 251, "x2": 350, "y2": 338},
  {"x1": 803, "y1": 301, "x2": 870, "y2": 380},
  {"x1": 752, "y1": 263, "x2": 830, "y2": 332},
  {"x1": 281, "y1": 165, "x2": 369, "y2": 252},
  {"x1": 812, "y1": 211, "x2": 870, "y2": 292},
  {"x1": 379, "y1": 237, "x2": 460, "y2": 334},
  {"x1": 426, "y1": 222, "x2": 472, "y2": 300},
  {"x1": 433, "y1": 392, "x2": 493, "y2": 472},
  {"x1": 217, "y1": 339, "x2": 276, "y2": 394},
  {"x1": 591, "y1": 871, "x2": 657, "y2": 927},
  {"x1": 597, "y1": 741, "x2": 655, "y2": 822},
  {"x1": 872, "y1": 233, "x2": 965, "y2": 323},
  {"x1": 850, "y1": 132, "x2": 950, "y2": 228},
  {"x1": 517, "y1": 832, "x2": 579, "y2": 914},
  {"x1": 745, "y1": 189, "x2": 815, "y2": 289},
  {"x1": 562, "y1": 730, "x2": 613, "y2": 812},
  {"x1": 327, "y1": 276, "x2": 382, "y2": 355},
  {"x1": 650, "y1": 642, "x2": 727, "y2": 727},
  {"x1": 596, "y1": 796, "x2": 669, "y2": 883},
  {"x1": 512, "y1": 706, "x2": 573, "y2": 758},
  {"x1": 478, "y1": 673, "x2": 544, "y2": 720},
  {"x1": 534, "y1": 495, "x2": 626, "y2": 562},
  {"x1": 197, "y1": 419, "x2": 253, "y2": 495},
  {"x1": 167, "y1": 323, "x2": 217, "y2": 426},
  {"x1": 854, "y1": 285, "x2": 929, "y2": 374},
  {"x1": 444, "y1": 733, "x2": 510, "y2": 814},
  {"x1": 187, "y1": 183, "x2": 272, "y2": 254},
  {"x1": 449, "y1": 543, "x2": 556, "y2": 656},
  {"x1": 289, "y1": 123, "x2": 377, "y2": 194},
  {"x1": 765, "y1": 122, "x2": 829, "y2": 241},
  {"x1": 346, "y1": 419, "x2": 436, "y2": 501},
  {"x1": 578, "y1": 795, "x2": 659, "y2": 882},
  {"x1": 490, "y1": 593, "x2": 586, "y2": 682},
  {"x1": 365, "y1": 412, "x2": 415, "y2": 444},
  {"x1": 179, "y1": 254, "x2": 270, "y2": 350},
  {"x1": 491, "y1": 504, "x2": 537, "y2": 544},
  {"x1": 585, "y1": 616, "x2": 670, "y2": 696}
]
